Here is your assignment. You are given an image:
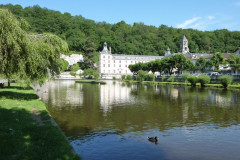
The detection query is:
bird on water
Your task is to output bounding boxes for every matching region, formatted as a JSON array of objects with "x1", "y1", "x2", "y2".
[{"x1": 148, "y1": 136, "x2": 158, "y2": 142}]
